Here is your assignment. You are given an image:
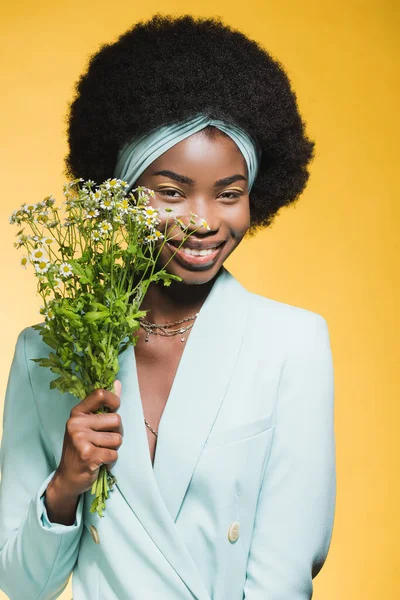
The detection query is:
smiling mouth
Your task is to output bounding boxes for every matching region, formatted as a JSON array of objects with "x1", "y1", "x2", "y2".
[
  {"x1": 166, "y1": 240, "x2": 226, "y2": 267},
  {"x1": 167, "y1": 240, "x2": 225, "y2": 252}
]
